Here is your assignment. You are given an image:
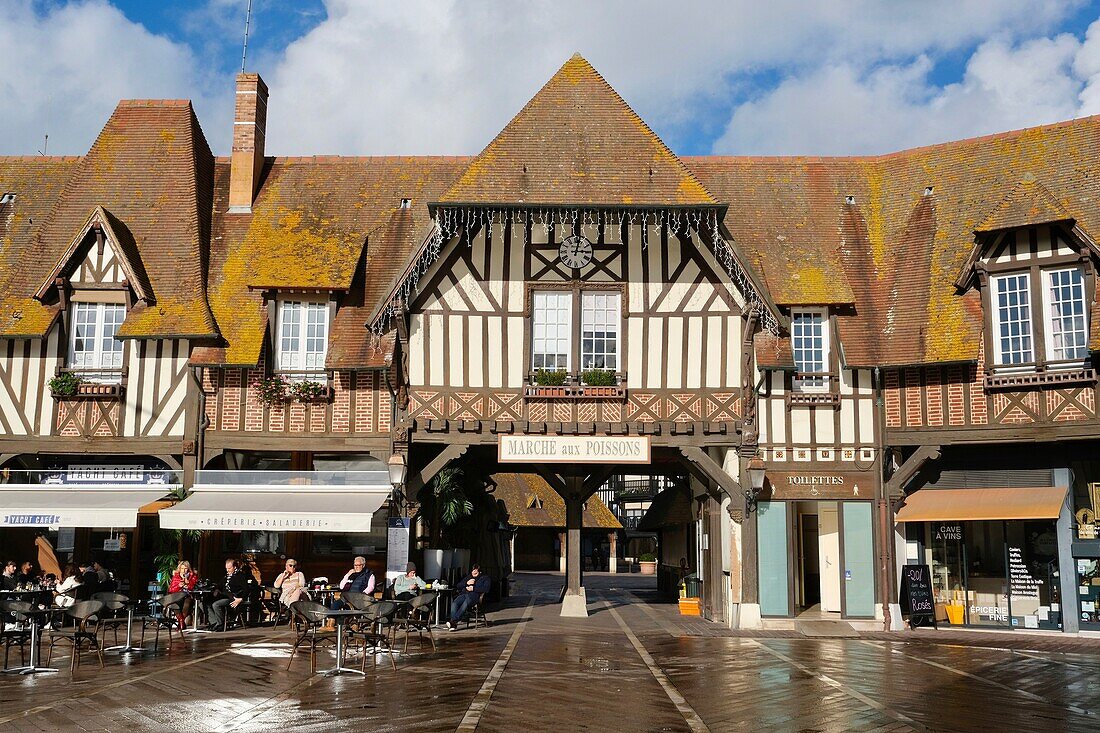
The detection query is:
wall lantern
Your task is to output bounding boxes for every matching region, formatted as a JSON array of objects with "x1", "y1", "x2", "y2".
[{"x1": 745, "y1": 455, "x2": 766, "y2": 514}]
